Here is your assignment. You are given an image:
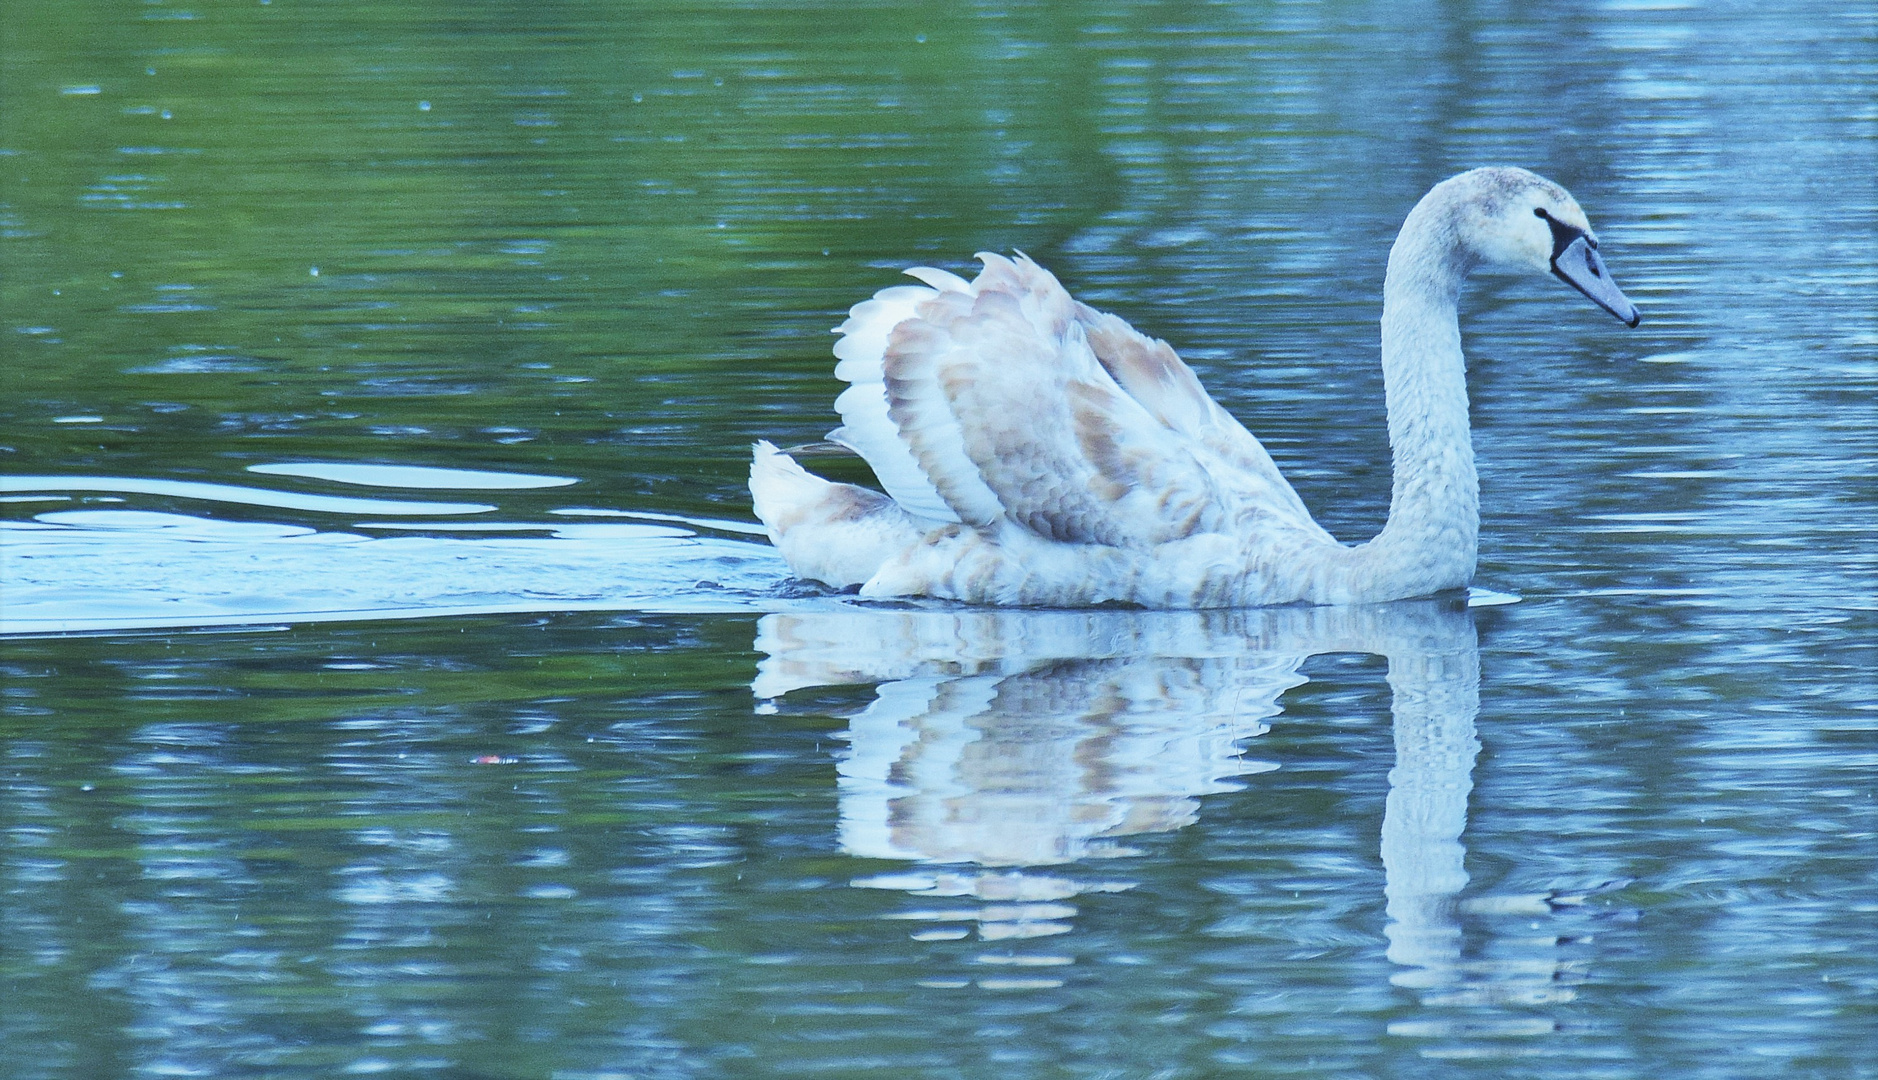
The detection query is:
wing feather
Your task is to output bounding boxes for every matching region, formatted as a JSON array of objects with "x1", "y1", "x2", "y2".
[
  {"x1": 830, "y1": 252, "x2": 1325, "y2": 550},
  {"x1": 829, "y1": 284, "x2": 961, "y2": 523},
  {"x1": 1072, "y1": 303, "x2": 1320, "y2": 530},
  {"x1": 883, "y1": 254, "x2": 1233, "y2": 547}
]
